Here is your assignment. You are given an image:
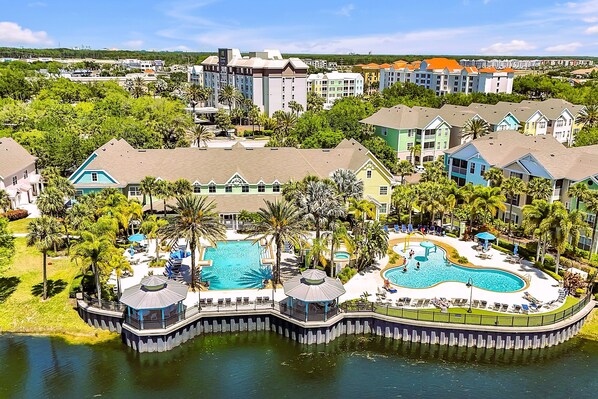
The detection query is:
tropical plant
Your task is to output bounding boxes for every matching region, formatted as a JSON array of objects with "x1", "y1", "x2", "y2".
[
  {"x1": 392, "y1": 184, "x2": 417, "y2": 225},
  {"x1": 248, "y1": 199, "x2": 307, "y2": 285},
  {"x1": 348, "y1": 198, "x2": 377, "y2": 223},
  {"x1": 582, "y1": 191, "x2": 598, "y2": 261},
  {"x1": 0, "y1": 189, "x2": 10, "y2": 212},
  {"x1": 140, "y1": 176, "x2": 158, "y2": 213},
  {"x1": 0, "y1": 217, "x2": 15, "y2": 274},
  {"x1": 352, "y1": 221, "x2": 388, "y2": 272},
  {"x1": 307, "y1": 91, "x2": 325, "y2": 112},
  {"x1": 288, "y1": 100, "x2": 304, "y2": 116},
  {"x1": 274, "y1": 111, "x2": 297, "y2": 145},
  {"x1": 71, "y1": 232, "x2": 114, "y2": 302},
  {"x1": 323, "y1": 219, "x2": 350, "y2": 278},
  {"x1": 219, "y1": 84, "x2": 238, "y2": 112},
  {"x1": 185, "y1": 84, "x2": 203, "y2": 114},
  {"x1": 296, "y1": 180, "x2": 345, "y2": 239},
  {"x1": 27, "y1": 216, "x2": 62, "y2": 300},
  {"x1": 483, "y1": 167, "x2": 504, "y2": 188},
  {"x1": 307, "y1": 237, "x2": 329, "y2": 269},
  {"x1": 36, "y1": 187, "x2": 66, "y2": 218},
  {"x1": 130, "y1": 76, "x2": 146, "y2": 98},
  {"x1": 395, "y1": 160, "x2": 415, "y2": 184},
  {"x1": 171, "y1": 178, "x2": 193, "y2": 197},
  {"x1": 106, "y1": 250, "x2": 132, "y2": 298},
  {"x1": 472, "y1": 186, "x2": 507, "y2": 224},
  {"x1": 526, "y1": 177, "x2": 552, "y2": 201},
  {"x1": 330, "y1": 169, "x2": 364, "y2": 203},
  {"x1": 141, "y1": 215, "x2": 168, "y2": 259},
  {"x1": 159, "y1": 196, "x2": 226, "y2": 291},
  {"x1": 190, "y1": 124, "x2": 215, "y2": 148},
  {"x1": 154, "y1": 180, "x2": 173, "y2": 217},
  {"x1": 501, "y1": 177, "x2": 526, "y2": 234},
  {"x1": 576, "y1": 104, "x2": 598, "y2": 128},
  {"x1": 409, "y1": 144, "x2": 421, "y2": 166},
  {"x1": 522, "y1": 199, "x2": 551, "y2": 263},
  {"x1": 568, "y1": 182, "x2": 590, "y2": 211},
  {"x1": 461, "y1": 118, "x2": 490, "y2": 141}
]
